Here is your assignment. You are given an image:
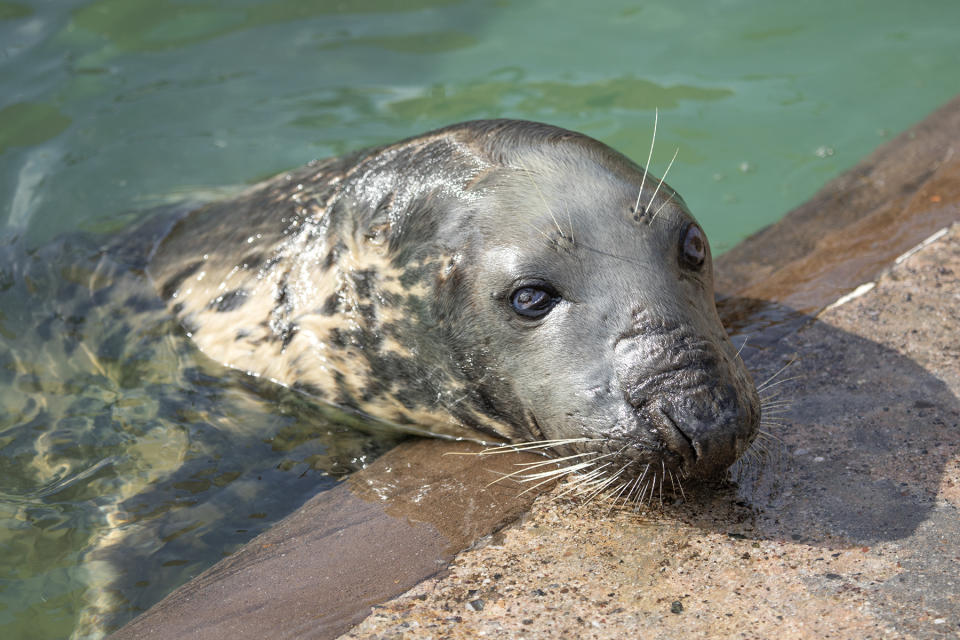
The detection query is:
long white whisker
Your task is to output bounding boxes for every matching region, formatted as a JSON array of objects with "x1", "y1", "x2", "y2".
[
  {"x1": 605, "y1": 481, "x2": 632, "y2": 516},
  {"x1": 554, "y1": 464, "x2": 612, "y2": 499},
  {"x1": 581, "y1": 470, "x2": 625, "y2": 505},
  {"x1": 650, "y1": 191, "x2": 676, "y2": 224},
  {"x1": 669, "y1": 469, "x2": 686, "y2": 502},
  {"x1": 444, "y1": 437, "x2": 599, "y2": 456},
  {"x1": 634, "y1": 108, "x2": 658, "y2": 215},
  {"x1": 635, "y1": 480, "x2": 651, "y2": 510},
  {"x1": 484, "y1": 452, "x2": 600, "y2": 487},
  {"x1": 735, "y1": 336, "x2": 750, "y2": 358},
  {"x1": 756, "y1": 357, "x2": 798, "y2": 390},
  {"x1": 516, "y1": 460, "x2": 596, "y2": 482},
  {"x1": 647, "y1": 147, "x2": 679, "y2": 223},
  {"x1": 758, "y1": 375, "x2": 801, "y2": 393},
  {"x1": 513, "y1": 451, "x2": 597, "y2": 467}
]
